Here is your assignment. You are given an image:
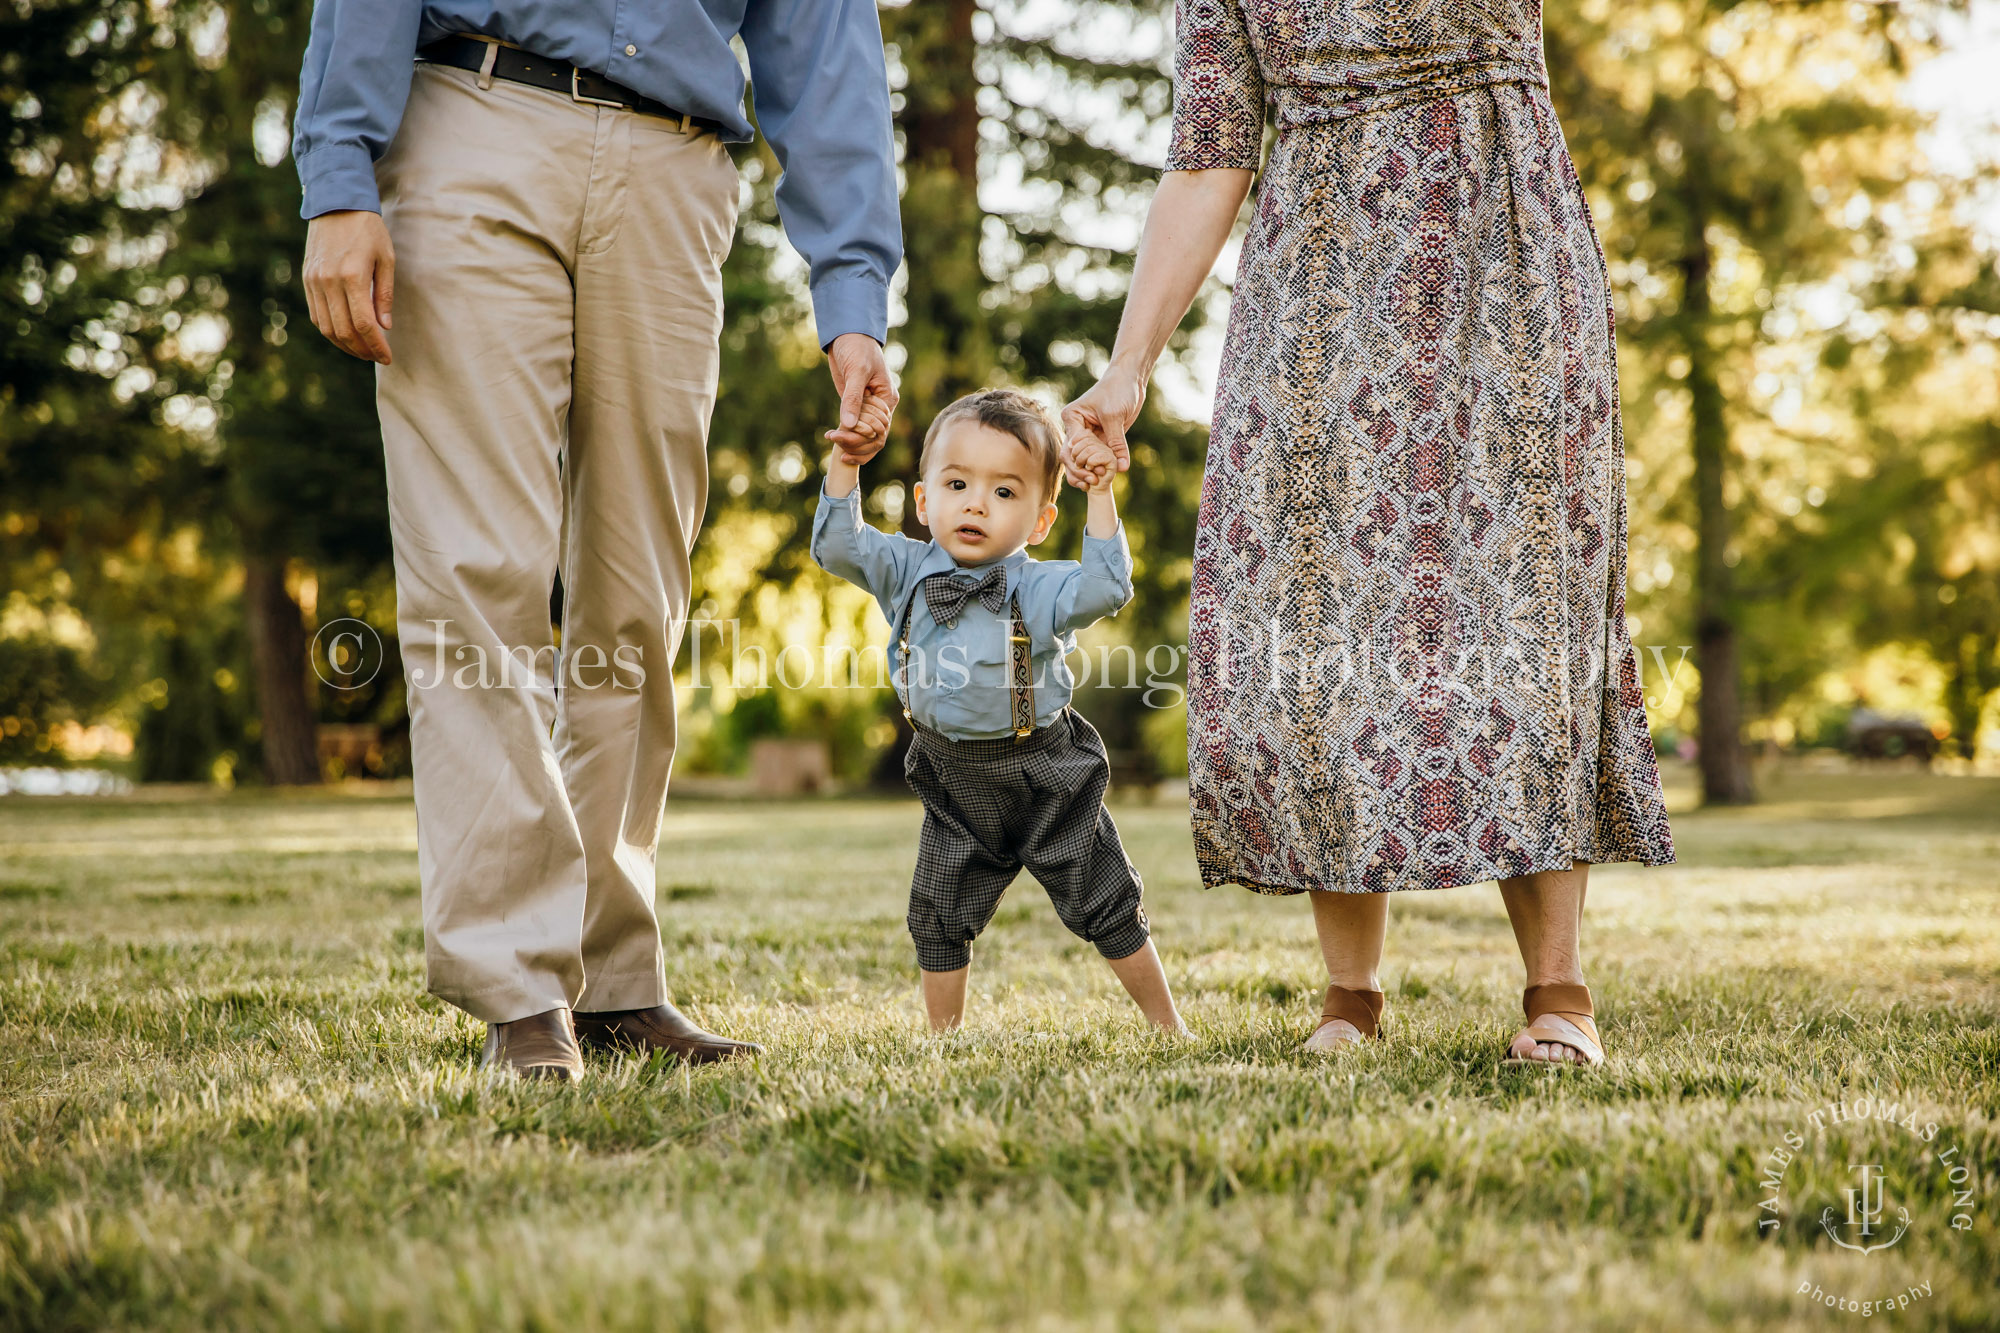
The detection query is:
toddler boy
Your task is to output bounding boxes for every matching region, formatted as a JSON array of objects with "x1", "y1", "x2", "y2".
[{"x1": 811, "y1": 388, "x2": 1184, "y2": 1033}]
